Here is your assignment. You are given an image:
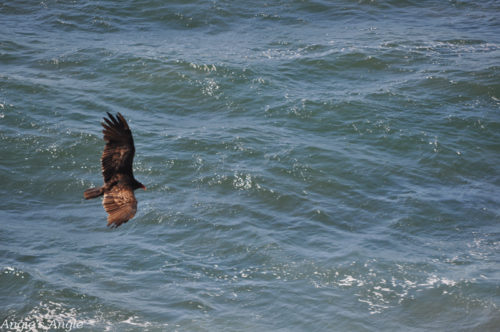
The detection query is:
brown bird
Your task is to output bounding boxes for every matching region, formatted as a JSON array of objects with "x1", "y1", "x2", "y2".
[{"x1": 84, "y1": 112, "x2": 146, "y2": 228}]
